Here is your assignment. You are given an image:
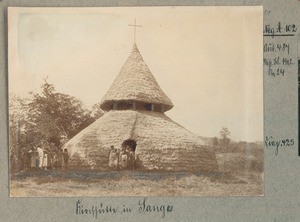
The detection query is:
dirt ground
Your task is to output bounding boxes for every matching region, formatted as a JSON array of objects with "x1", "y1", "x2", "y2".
[{"x1": 10, "y1": 170, "x2": 263, "y2": 197}]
